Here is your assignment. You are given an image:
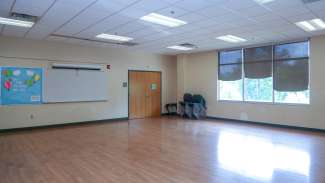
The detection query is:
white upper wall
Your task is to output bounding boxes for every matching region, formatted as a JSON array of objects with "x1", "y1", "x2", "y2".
[
  {"x1": 0, "y1": 36, "x2": 177, "y2": 130},
  {"x1": 179, "y1": 35, "x2": 325, "y2": 130}
]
